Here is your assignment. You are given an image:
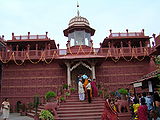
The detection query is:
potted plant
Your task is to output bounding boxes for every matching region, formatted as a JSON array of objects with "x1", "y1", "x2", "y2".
[
  {"x1": 60, "y1": 96, "x2": 65, "y2": 103},
  {"x1": 63, "y1": 84, "x2": 68, "y2": 90},
  {"x1": 45, "y1": 91, "x2": 56, "y2": 102},
  {"x1": 70, "y1": 87, "x2": 75, "y2": 93},
  {"x1": 65, "y1": 92, "x2": 70, "y2": 96},
  {"x1": 118, "y1": 88, "x2": 128, "y2": 100},
  {"x1": 39, "y1": 110, "x2": 54, "y2": 120},
  {"x1": 98, "y1": 90, "x2": 103, "y2": 97}
]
